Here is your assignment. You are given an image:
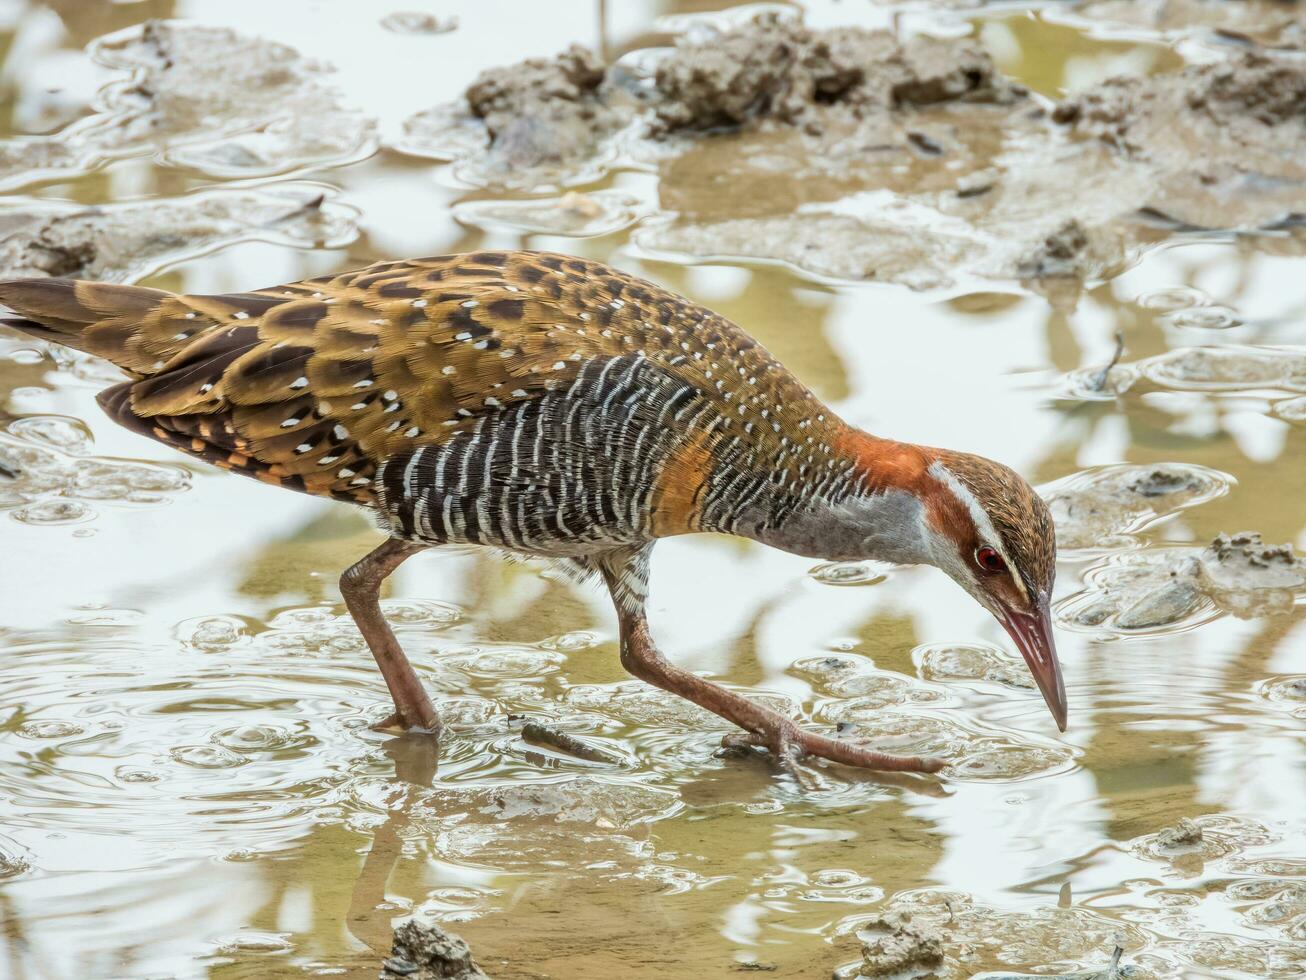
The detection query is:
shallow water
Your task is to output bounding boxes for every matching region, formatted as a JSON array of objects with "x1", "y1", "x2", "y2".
[{"x1": 0, "y1": 2, "x2": 1303, "y2": 979}]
